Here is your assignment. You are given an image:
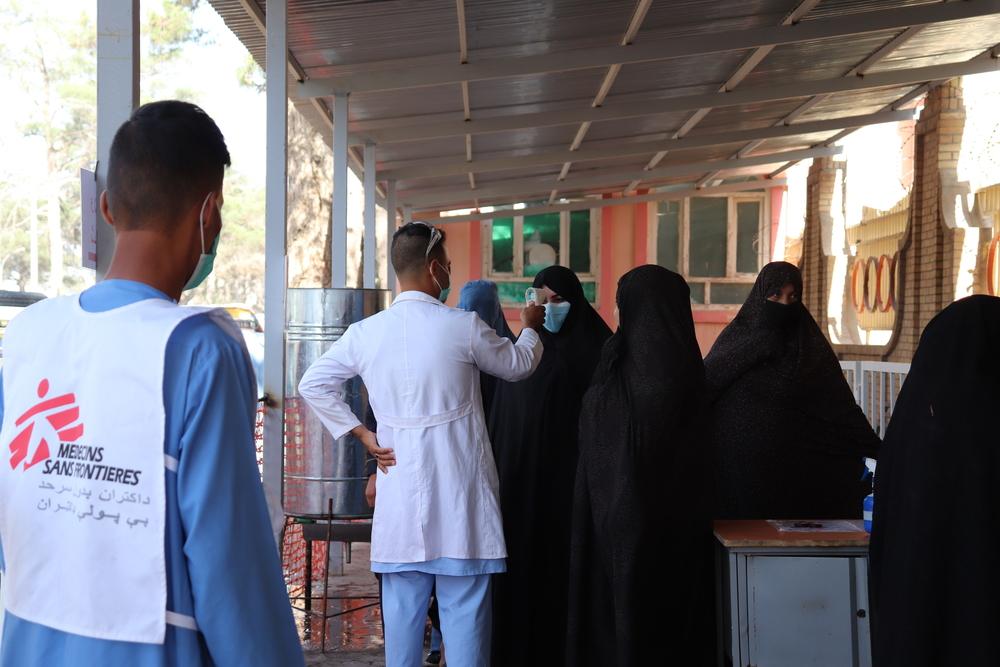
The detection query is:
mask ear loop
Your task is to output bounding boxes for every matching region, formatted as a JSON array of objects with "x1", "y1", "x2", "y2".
[{"x1": 198, "y1": 193, "x2": 213, "y2": 254}]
